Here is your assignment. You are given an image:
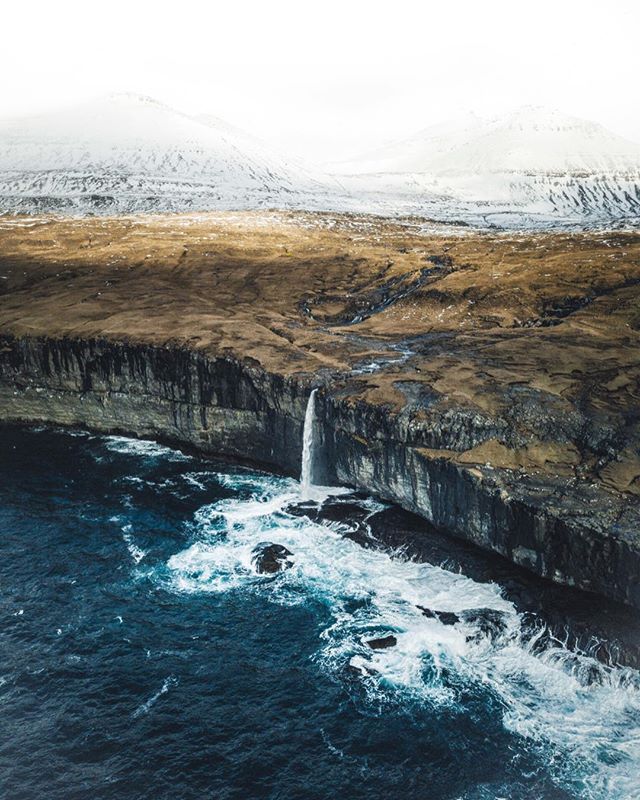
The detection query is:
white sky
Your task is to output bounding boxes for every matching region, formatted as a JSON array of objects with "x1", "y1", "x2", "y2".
[{"x1": 3, "y1": 0, "x2": 639, "y2": 162}]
